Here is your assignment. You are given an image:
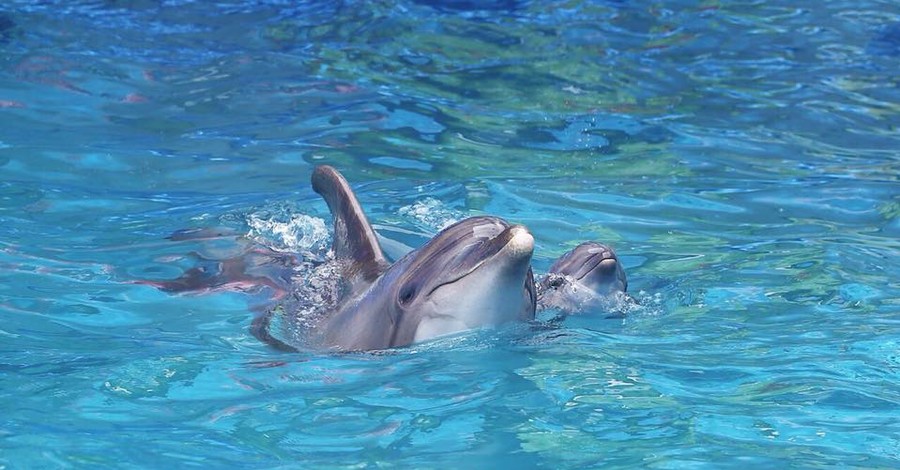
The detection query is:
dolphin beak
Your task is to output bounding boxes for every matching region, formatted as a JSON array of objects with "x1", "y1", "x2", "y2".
[{"x1": 503, "y1": 224, "x2": 534, "y2": 258}]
